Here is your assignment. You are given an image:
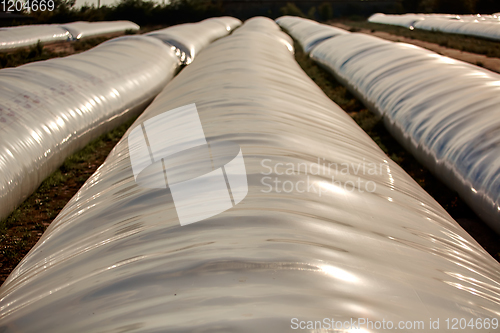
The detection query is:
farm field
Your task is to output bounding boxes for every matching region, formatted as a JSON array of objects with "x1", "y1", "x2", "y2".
[
  {"x1": 1, "y1": 29, "x2": 499, "y2": 285},
  {"x1": 1, "y1": 13, "x2": 500, "y2": 331}
]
